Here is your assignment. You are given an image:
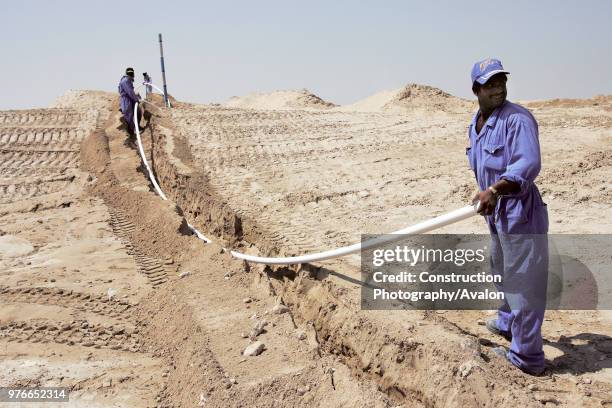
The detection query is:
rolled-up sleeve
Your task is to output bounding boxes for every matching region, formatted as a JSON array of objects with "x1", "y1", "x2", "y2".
[{"x1": 500, "y1": 114, "x2": 541, "y2": 196}]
